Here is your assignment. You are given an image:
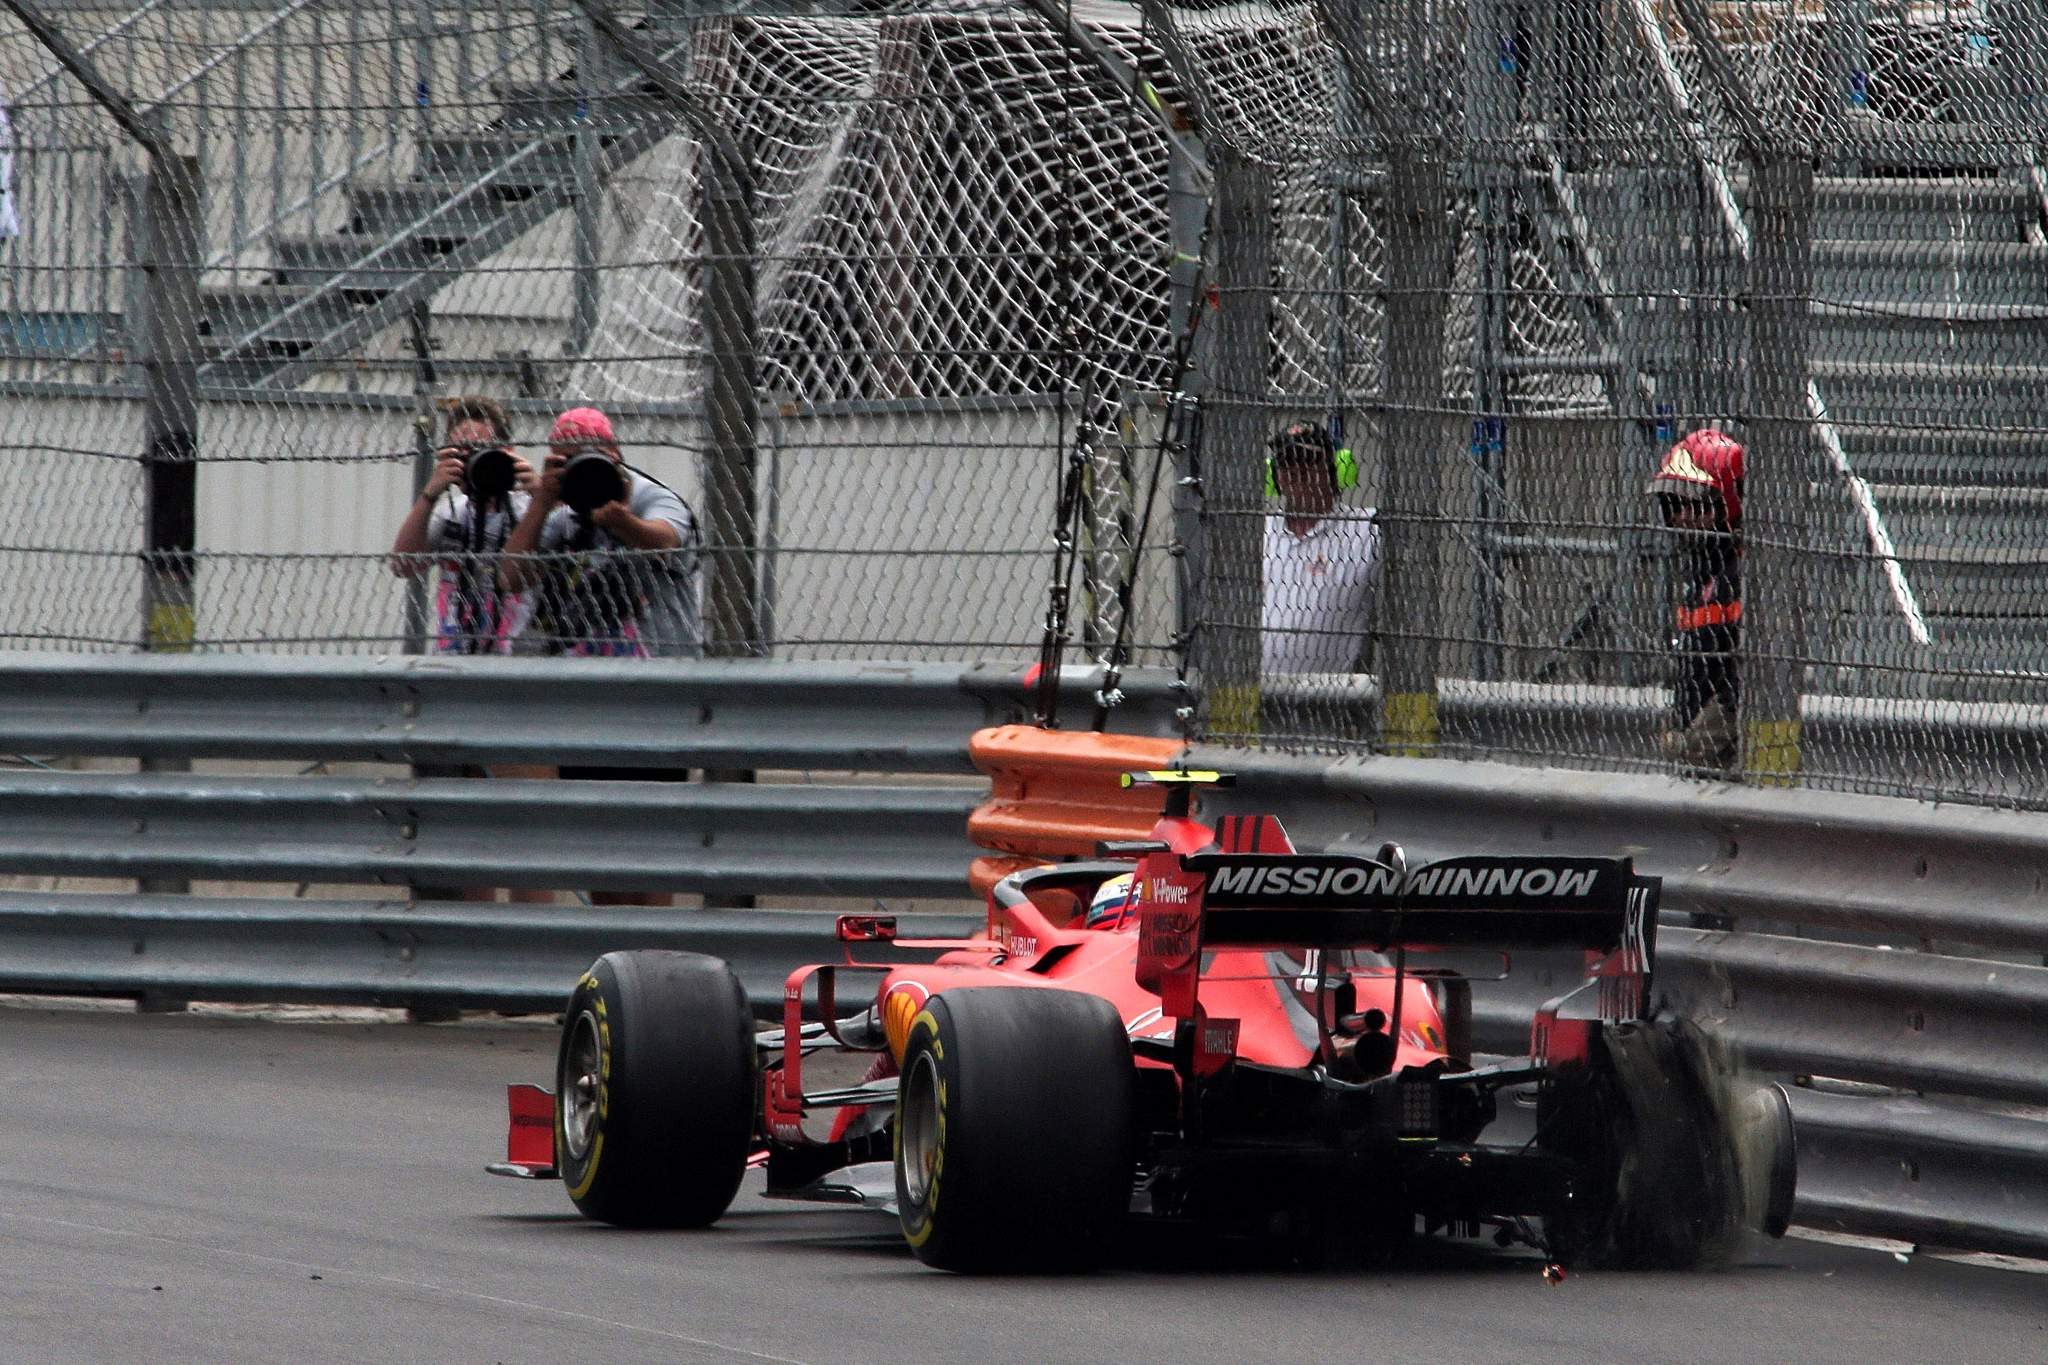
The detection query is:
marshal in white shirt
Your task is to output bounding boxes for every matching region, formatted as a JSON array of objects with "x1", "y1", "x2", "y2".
[{"x1": 1261, "y1": 509, "x2": 1382, "y2": 675}]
